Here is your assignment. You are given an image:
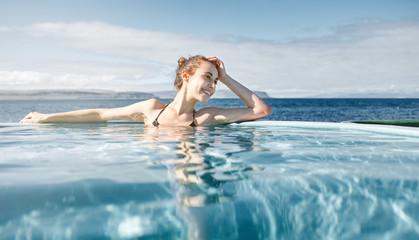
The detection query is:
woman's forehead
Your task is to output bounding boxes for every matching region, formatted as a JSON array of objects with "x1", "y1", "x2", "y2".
[{"x1": 197, "y1": 62, "x2": 218, "y2": 77}]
